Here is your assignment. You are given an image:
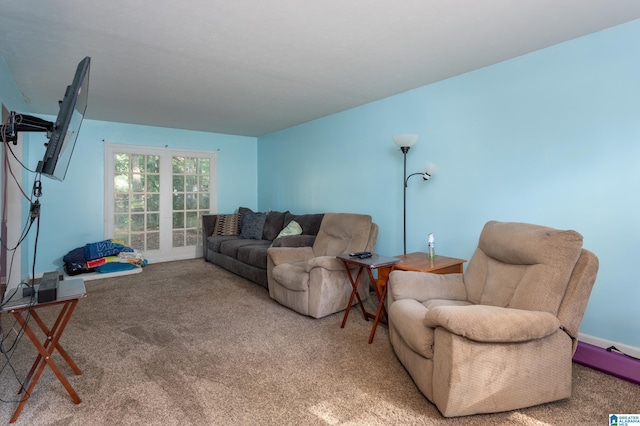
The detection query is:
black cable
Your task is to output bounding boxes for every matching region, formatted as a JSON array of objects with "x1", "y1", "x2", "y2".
[
  {"x1": 5, "y1": 142, "x2": 37, "y2": 174},
  {"x1": 606, "y1": 345, "x2": 640, "y2": 361}
]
